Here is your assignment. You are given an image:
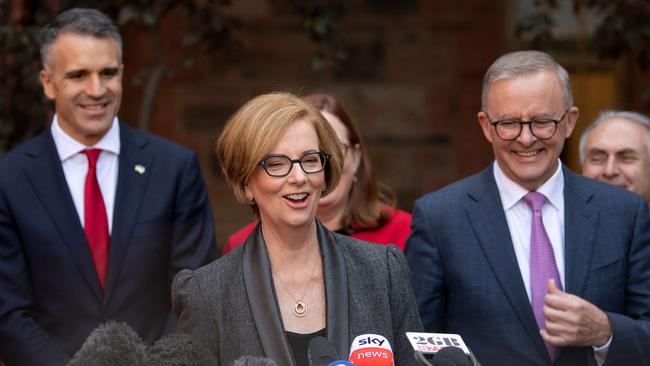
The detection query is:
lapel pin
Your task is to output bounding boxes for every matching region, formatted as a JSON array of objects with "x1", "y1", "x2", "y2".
[{"x1": 134, "y1": 164, "x2": 146, "y2": 175}]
